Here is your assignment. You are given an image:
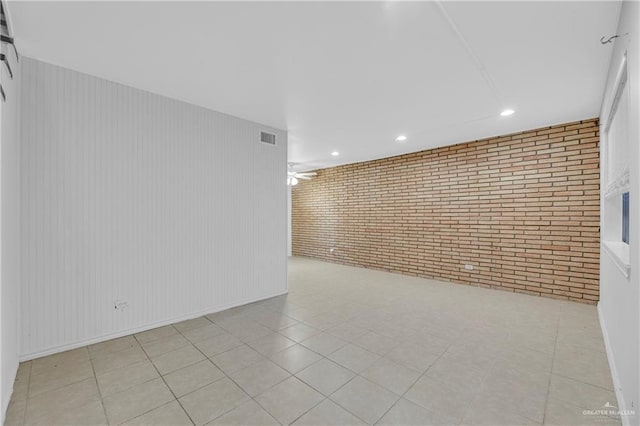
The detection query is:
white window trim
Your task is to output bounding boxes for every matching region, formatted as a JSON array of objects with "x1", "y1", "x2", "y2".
[{"x1": 601, "y1": 51, "x2": 631, "y2": 278}]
